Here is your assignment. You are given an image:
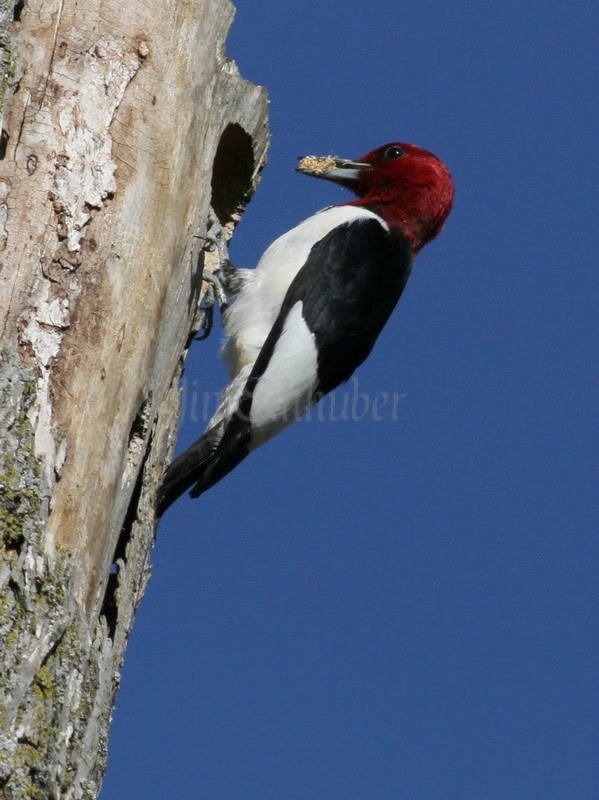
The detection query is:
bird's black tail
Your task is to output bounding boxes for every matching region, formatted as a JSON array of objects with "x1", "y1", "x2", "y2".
[
  {"x1": 156, "y1": 409, "x2": 253, "y2": 516},
  {"x1": 156, "y1": 423, "x2": 223, "y2": 517}
]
